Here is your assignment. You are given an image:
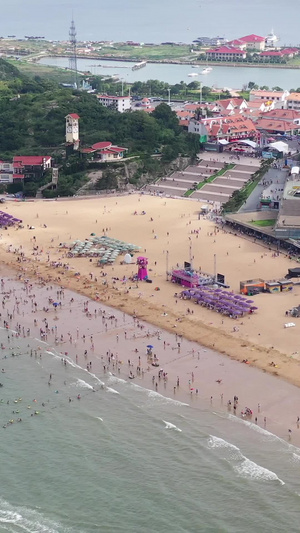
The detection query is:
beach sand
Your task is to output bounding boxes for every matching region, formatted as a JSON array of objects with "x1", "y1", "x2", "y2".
[
  {"x1": 0, "y1": 194, "x2": 300, "y2": 395},
  {"x1": 0, "y1": 269, "x2": 299, "y2": 446}
]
